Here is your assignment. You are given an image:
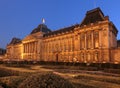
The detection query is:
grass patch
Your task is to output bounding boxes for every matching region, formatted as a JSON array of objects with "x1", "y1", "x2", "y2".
[{"x1": 74, "y1": 74, "x2": 120, "y2": 84}]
